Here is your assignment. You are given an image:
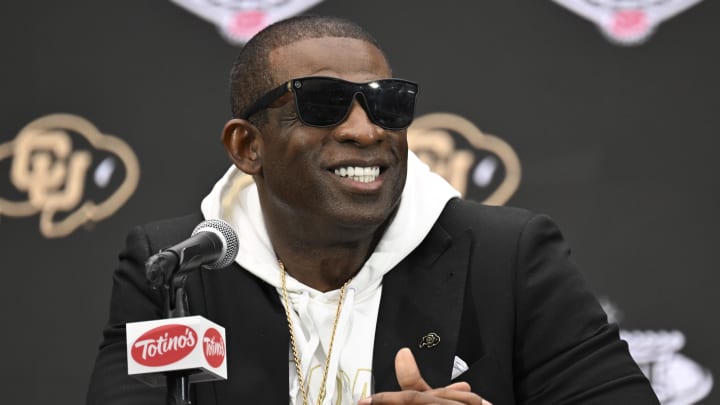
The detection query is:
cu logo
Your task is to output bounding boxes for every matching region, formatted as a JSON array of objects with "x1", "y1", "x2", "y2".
[
  {"x1": 408, "y1": 113, "x2": 521, "y2": 206},
  {"x1": 0, "y1": 114, "x2": 140, "y2": 238}
]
